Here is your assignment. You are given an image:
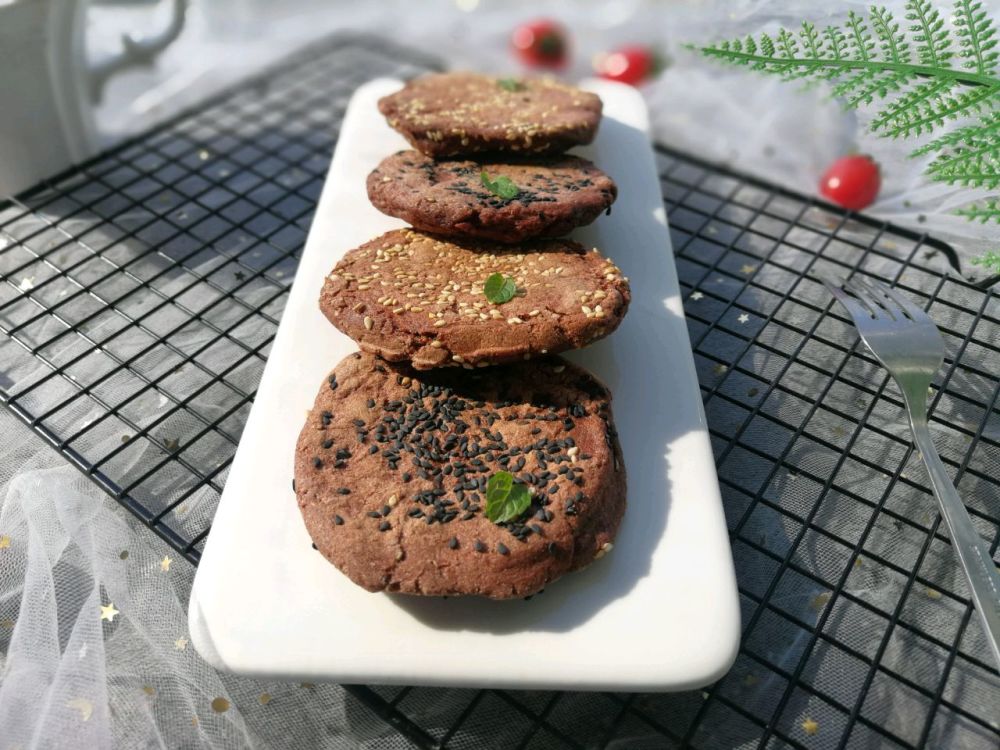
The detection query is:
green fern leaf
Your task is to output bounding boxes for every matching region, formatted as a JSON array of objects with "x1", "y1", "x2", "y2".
[
  {"x1": 906, "y1": 0, "x2": 953, "y2": 65},
  {"x1": 912, "y1": 112, "x2": 1000, "y2": 153},
  {"x1": 872, "y1": 6, "x2": 911, "y2": 62},
  {"x1": 872, "y1": 78, "x2": 954, "y2": 132},
  {"x1": 970, "y1": 250, "x2": 1000, "y2": 272},
  {"x1": 954, "y1": 0, "x2": 1000, "y2": 74},
  {"x1": 848, "y1": 10, "x2": 877, "y2": 61},
  {"x1": 693, "y1": 1, "x2": 1000, "y2": 259}
]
